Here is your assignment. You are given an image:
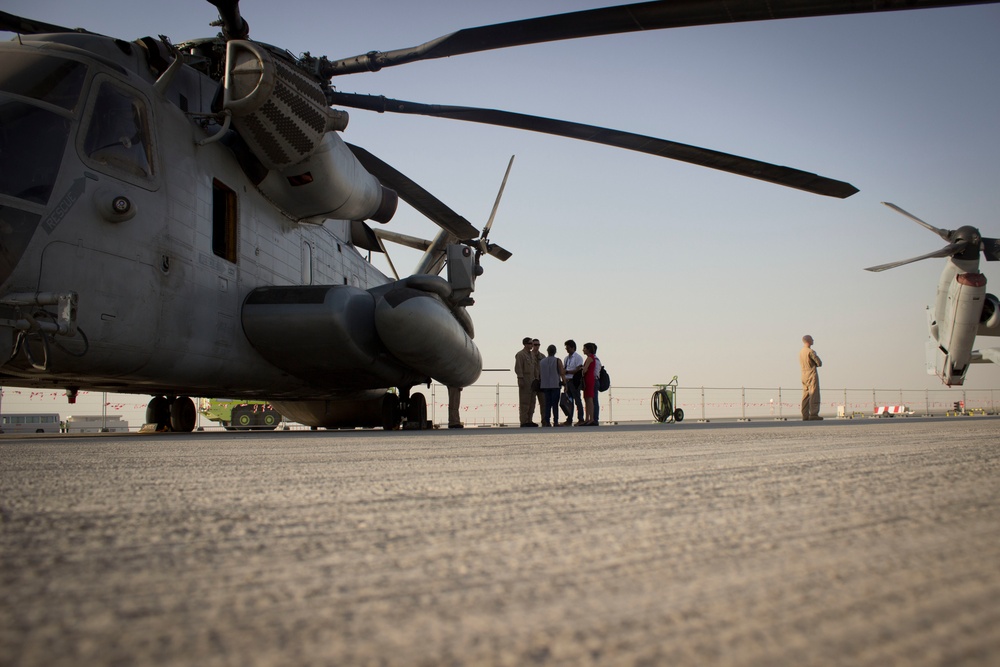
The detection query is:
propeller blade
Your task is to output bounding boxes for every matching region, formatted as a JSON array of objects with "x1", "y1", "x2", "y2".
[
  {"x1": 321, "y1": 0, "x2": 993, "y2": 76},
  {"x1": 983, "y1": 237, "x2": 1000, "y2": 261},
  {"x1": 346, "y1": 143, "x2": 480, "y2": 240},
  {"x1": 487, "y1": 244, "x2": 513, "y2": 262},
  {"x1": 881, "y1": 202, "x2": 953, "y2": 242},
  {"x1": 0, "y1": 10, "x2": 81, "y2": 35},
  {"x1": 864, "y1": 242, "x2": 969, "y2": 273},
  {"x1": 332, "y1": 93, "x2": 857, "y2": 198},
  {"x1": 483, "y1": 155, "x2": 515, "y2": 242}
]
